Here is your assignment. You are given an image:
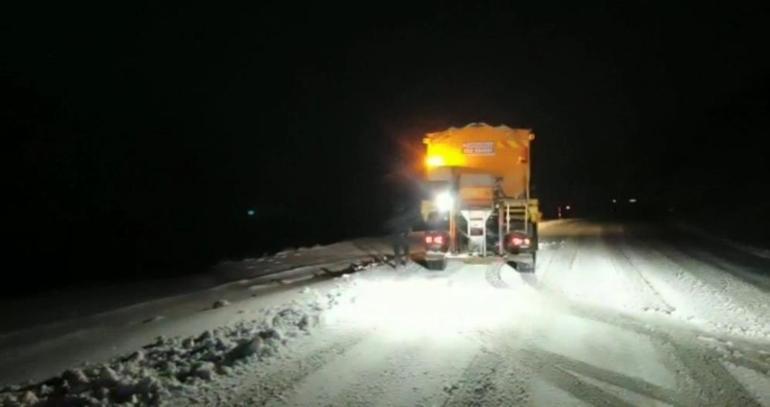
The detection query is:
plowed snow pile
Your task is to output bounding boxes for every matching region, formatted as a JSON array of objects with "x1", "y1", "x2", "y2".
[{"x1": 0, "y1": 291, "x2": 342, "y2": 406}]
